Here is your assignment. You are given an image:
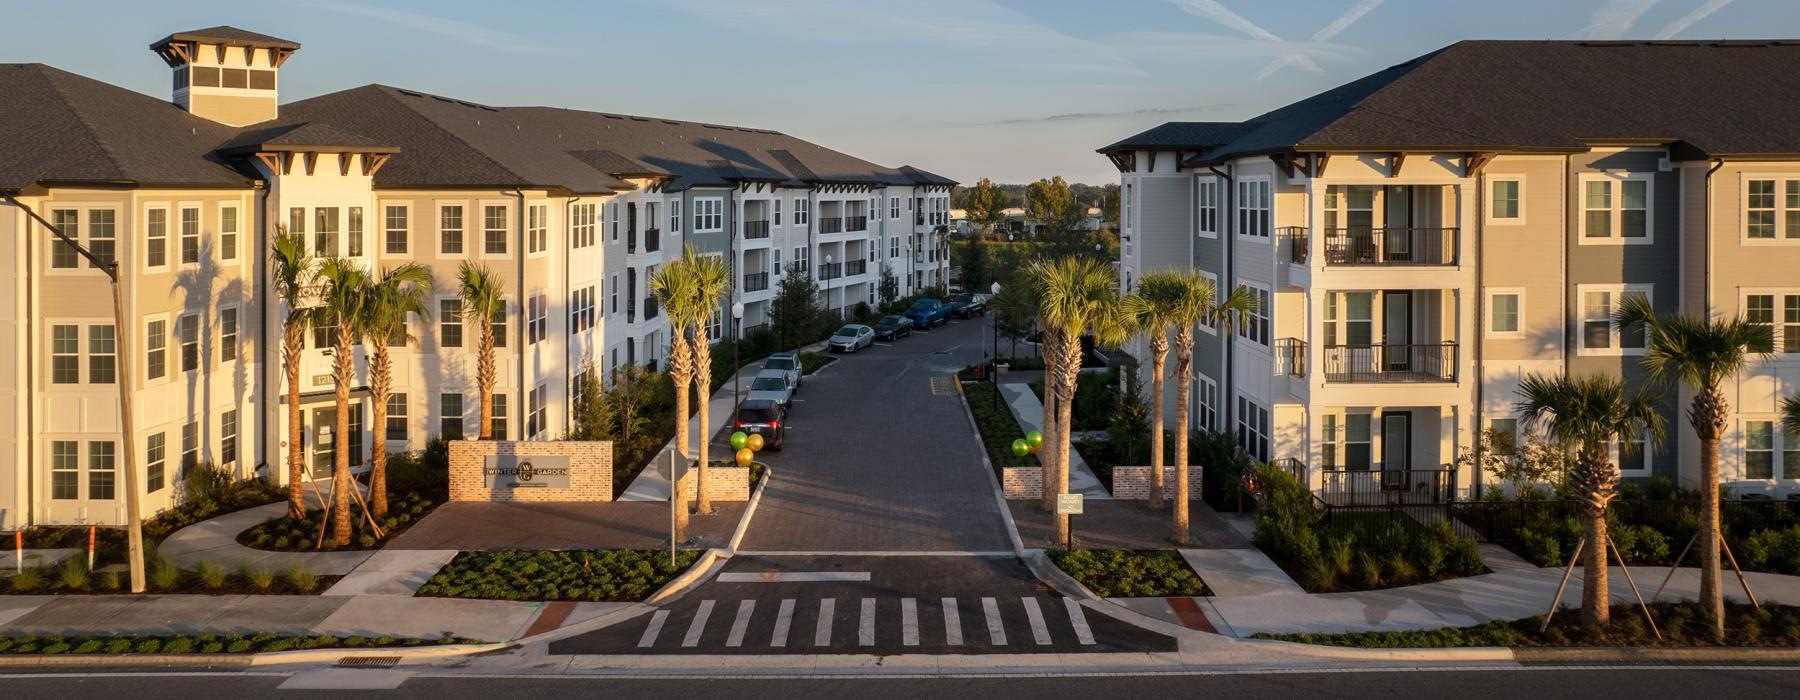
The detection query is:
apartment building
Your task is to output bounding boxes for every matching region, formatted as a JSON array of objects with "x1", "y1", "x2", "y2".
[
  {"x1": 0, "y1": 26, "x2": 952, "y2": 529},
  {"x1": 1103, "y1": 40, "x2": 1800, "y2": 499}
]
